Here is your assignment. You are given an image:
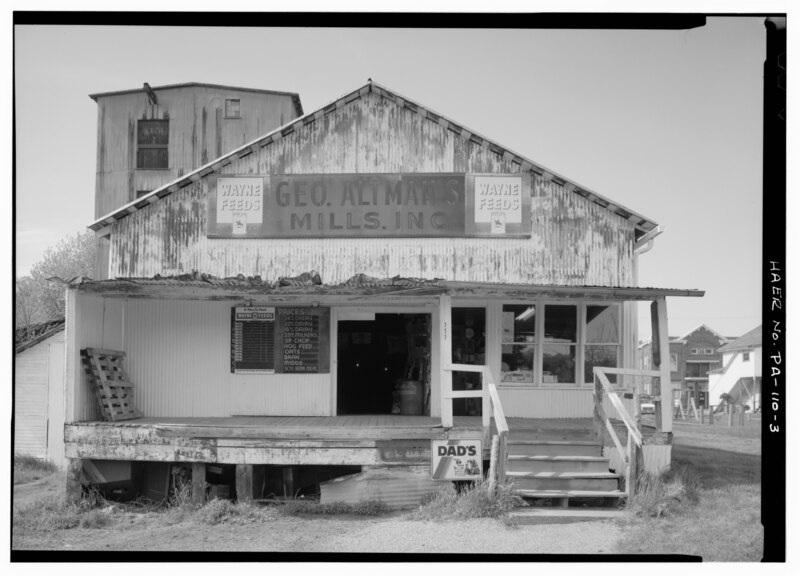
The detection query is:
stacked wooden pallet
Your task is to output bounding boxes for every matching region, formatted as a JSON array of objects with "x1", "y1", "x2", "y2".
[{"x1": 81, "y1": 348, "x2": 143, "y2": 422}]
